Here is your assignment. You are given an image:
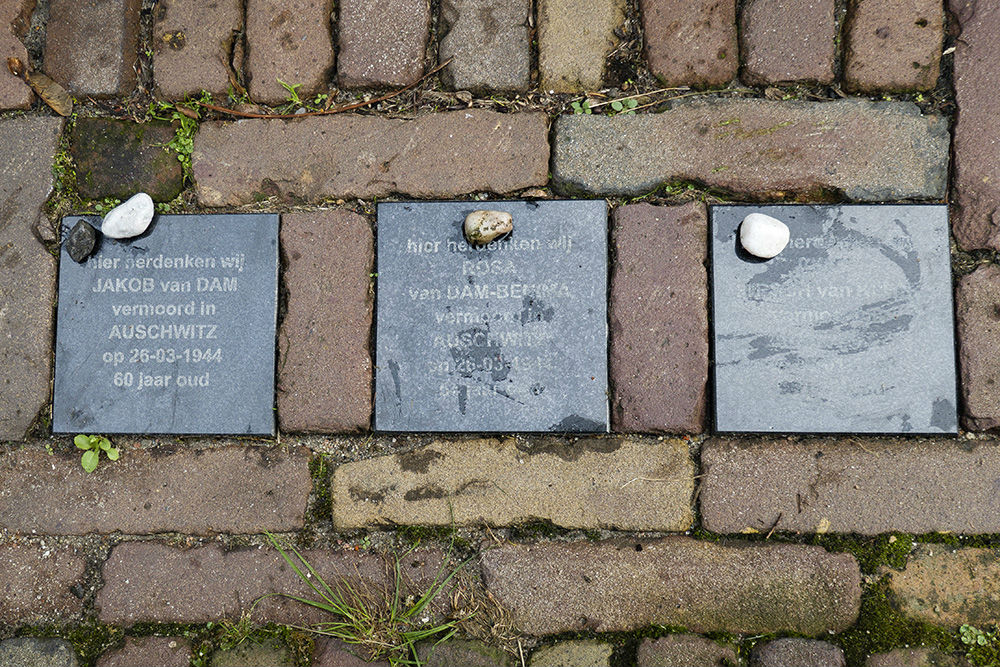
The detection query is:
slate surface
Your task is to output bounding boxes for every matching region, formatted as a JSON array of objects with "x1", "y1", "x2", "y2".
[
  {"x1": 712, "y1": 205, "x2": 956, "y2": 434},
  {"x1": 375, "y1": 201, "x2": 608, "y2": 432},
  {"x1": 52, "y1": 214, "x2": 279, "y2": 435}
]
